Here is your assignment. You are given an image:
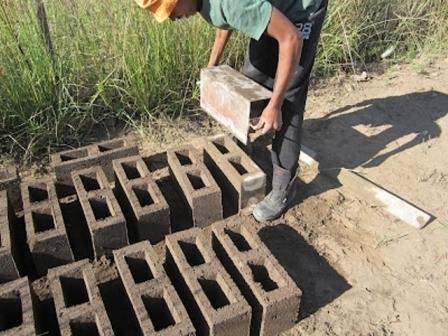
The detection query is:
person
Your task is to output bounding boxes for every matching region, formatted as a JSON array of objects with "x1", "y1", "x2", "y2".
[{"x1": 135, "y1": 0, "x2": 328, "y2": 221}]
